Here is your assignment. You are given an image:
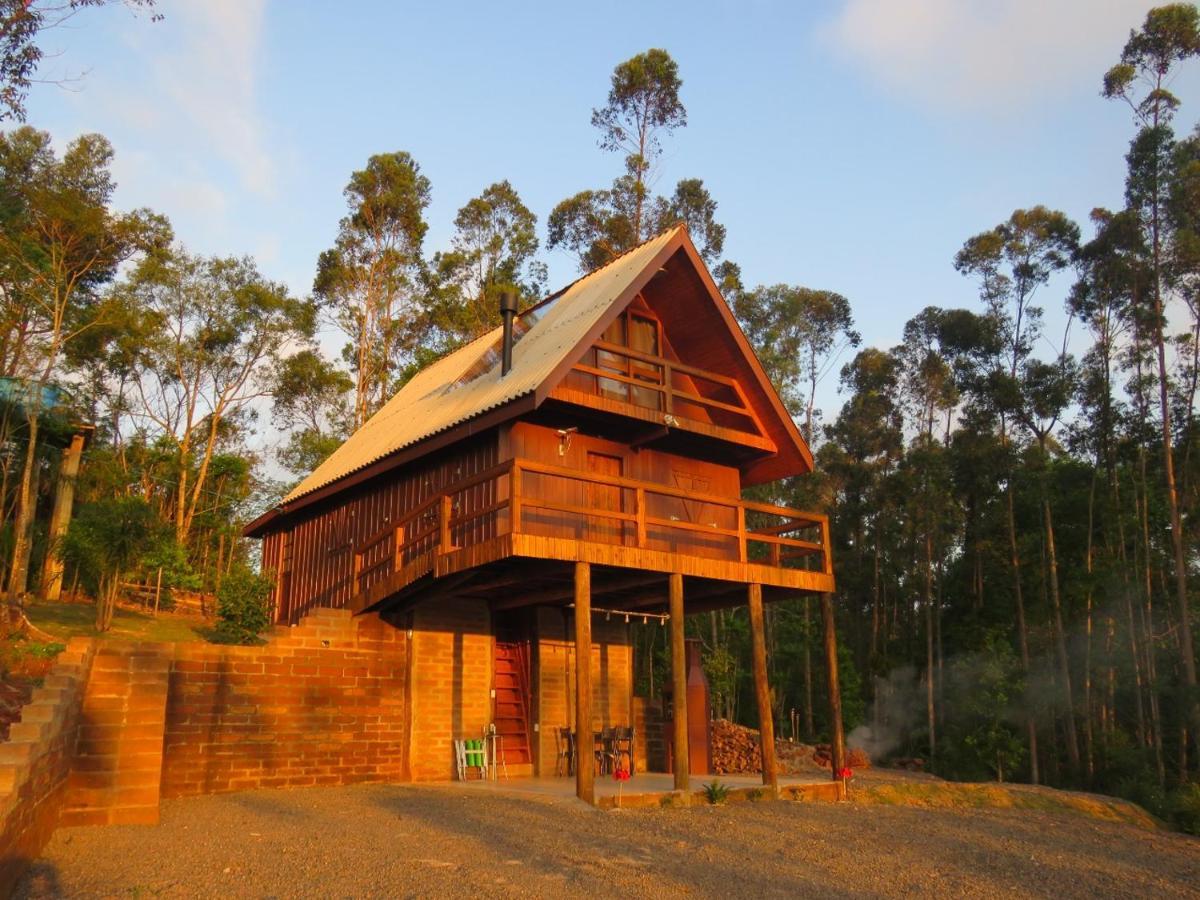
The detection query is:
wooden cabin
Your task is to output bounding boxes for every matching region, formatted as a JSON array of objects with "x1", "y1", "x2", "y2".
[{"x1": 244, "y1": 226, "x2": 844, "y2": 800}]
